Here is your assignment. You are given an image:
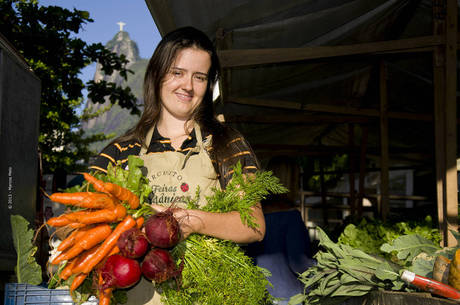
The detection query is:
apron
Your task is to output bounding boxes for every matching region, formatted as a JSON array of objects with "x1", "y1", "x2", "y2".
[{"x1": 126, "y1": 123, "x2": 221, "y2": 305}]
